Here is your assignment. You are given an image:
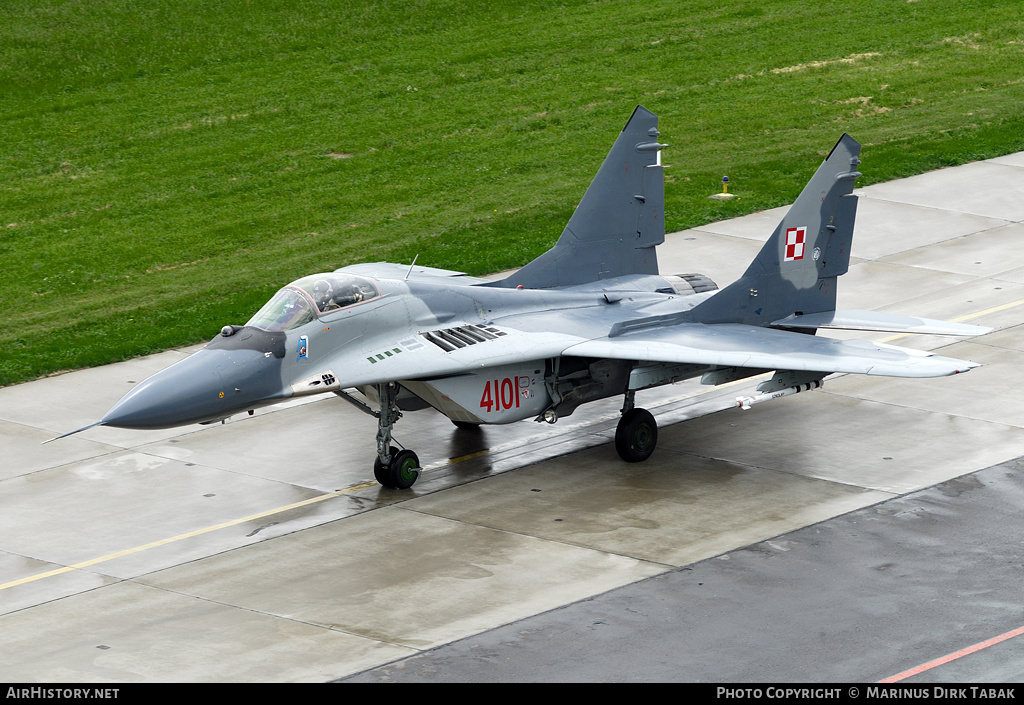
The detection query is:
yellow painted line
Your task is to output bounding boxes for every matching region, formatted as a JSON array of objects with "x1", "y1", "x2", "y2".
[
  {"x1": 950, "y1": 297, "x2": 1024, "y2": 323},
  {"x1": 0, "y1": 481, "x2": 377, "y2": 592},
  {"x1": 448, "y1": 449, "x2": 490, "y2": 464}
]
